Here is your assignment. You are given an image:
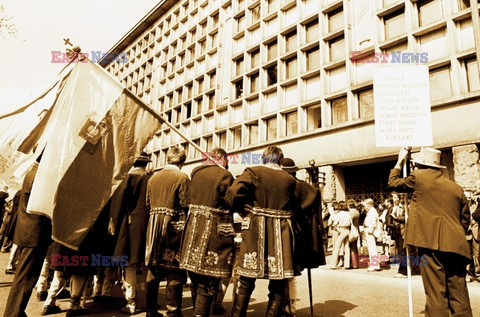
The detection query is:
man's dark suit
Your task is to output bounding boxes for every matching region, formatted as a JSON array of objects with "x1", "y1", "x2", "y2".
[
  {"x1": 4, "y1": 162, "x2": 52, "y2": 317},
  {"x1": 388, "y1": 168, "x2": 472, "y2": 317}
]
